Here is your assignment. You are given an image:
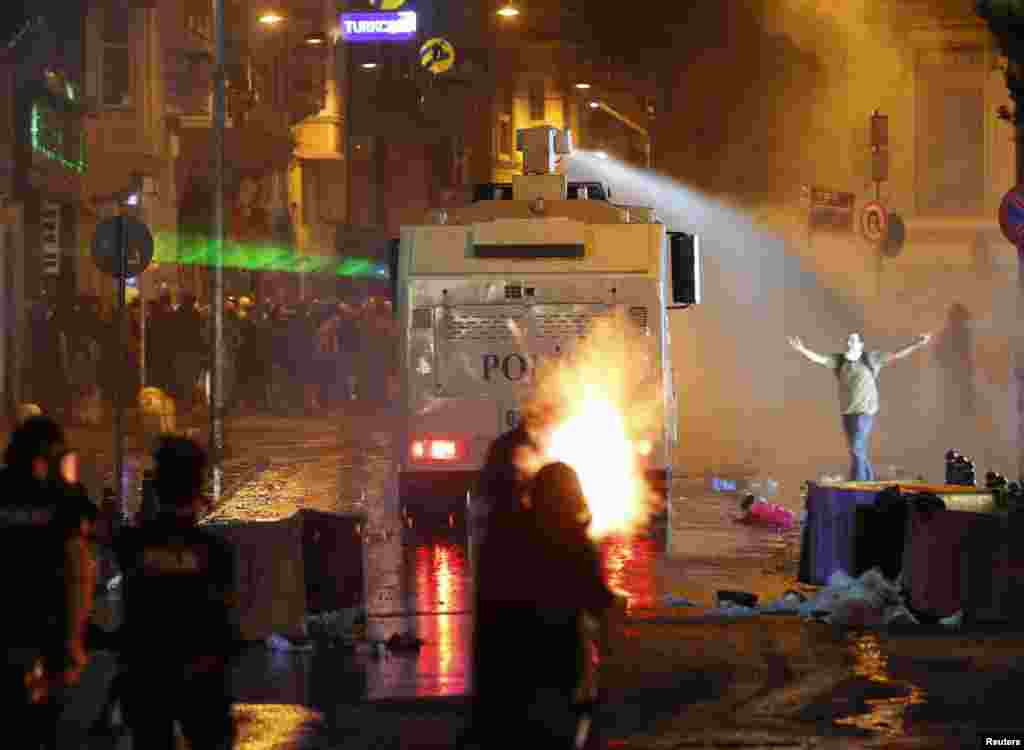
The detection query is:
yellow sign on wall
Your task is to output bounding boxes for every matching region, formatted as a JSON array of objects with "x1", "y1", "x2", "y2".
[
  {"x1": 420, "y1": 37, "x2": 456, "y2": 75},
  {"x1": 377, "y1": 0, "x2": 407, "y2": 9}
]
